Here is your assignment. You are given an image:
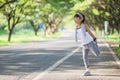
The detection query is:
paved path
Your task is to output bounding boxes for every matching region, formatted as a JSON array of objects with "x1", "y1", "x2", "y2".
[{"x1": 0, "y1": 29, "x2": 120, "y2": 80}]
